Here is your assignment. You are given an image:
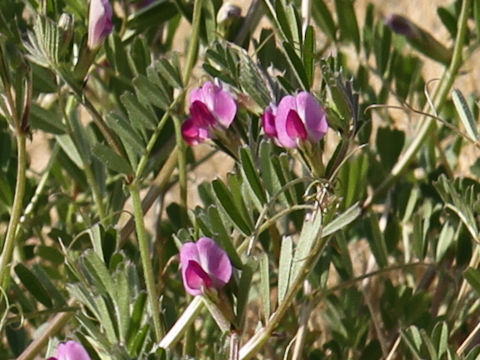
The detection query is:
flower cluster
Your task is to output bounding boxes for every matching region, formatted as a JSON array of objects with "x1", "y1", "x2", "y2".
[
  {"x1": 181, "y1": 82, "x2": 237, "y2": 145},
  {"x1": 47, "y1": 341, "x2": 90, "y2": 360},
  {"x1": 262, "y1": 91, "x2": 328, "y2": 148}
]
